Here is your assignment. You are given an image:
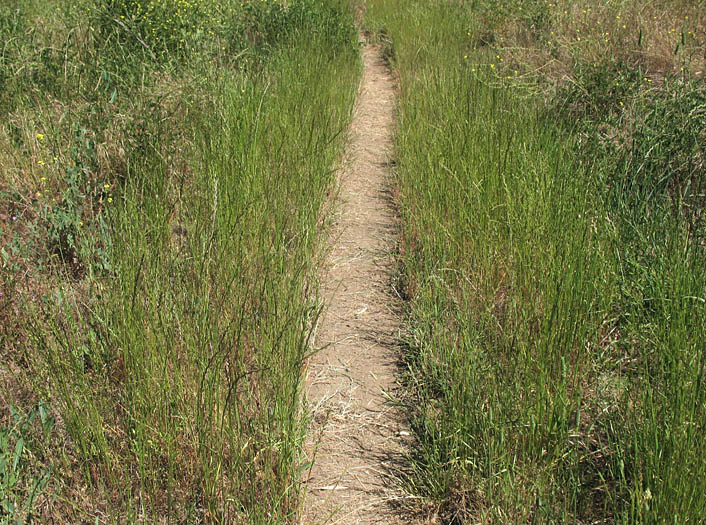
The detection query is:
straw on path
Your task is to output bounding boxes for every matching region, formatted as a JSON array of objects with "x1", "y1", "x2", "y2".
[{"x1": 301, "y1": 40, "x2": 413, "y2": 524}]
